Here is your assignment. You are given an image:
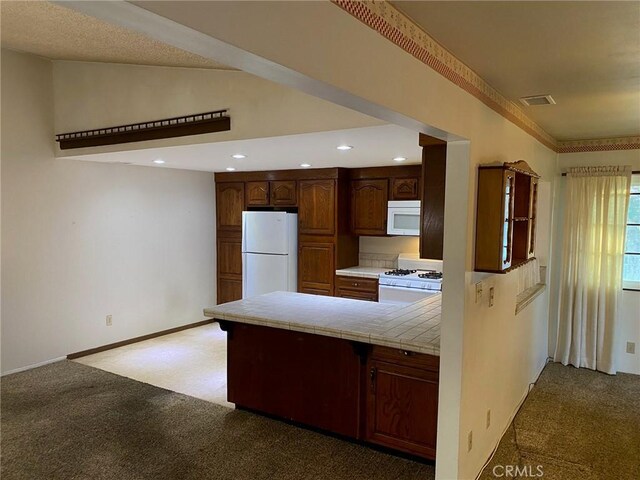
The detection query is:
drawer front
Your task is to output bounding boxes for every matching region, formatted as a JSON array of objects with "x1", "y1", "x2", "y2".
[
  {"x1": 369, "y1": 345, "x2": 440, "y2": 372},
  {"x1": 335, "y1": 275, "x2": 378, "y2": 294},
  {"x1": 335, "y1": 288, "x2": 378, "y2": 302}
]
